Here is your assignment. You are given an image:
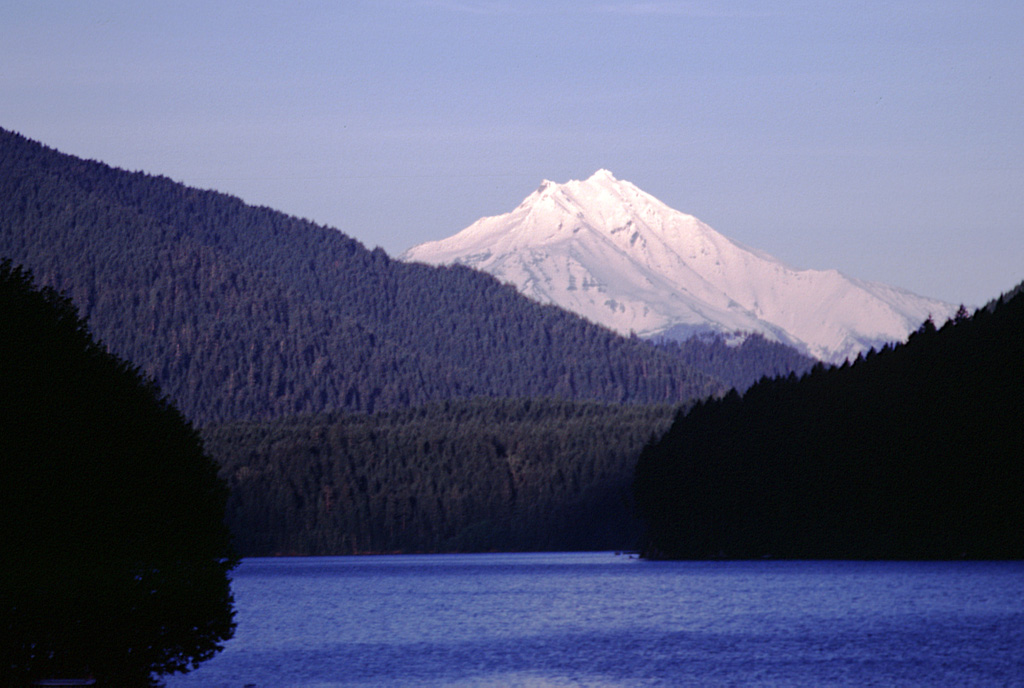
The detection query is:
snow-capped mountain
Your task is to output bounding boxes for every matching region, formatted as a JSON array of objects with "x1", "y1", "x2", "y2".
[{"x1": 401, "y1": 170, "x2": 957, "y2": 363}]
